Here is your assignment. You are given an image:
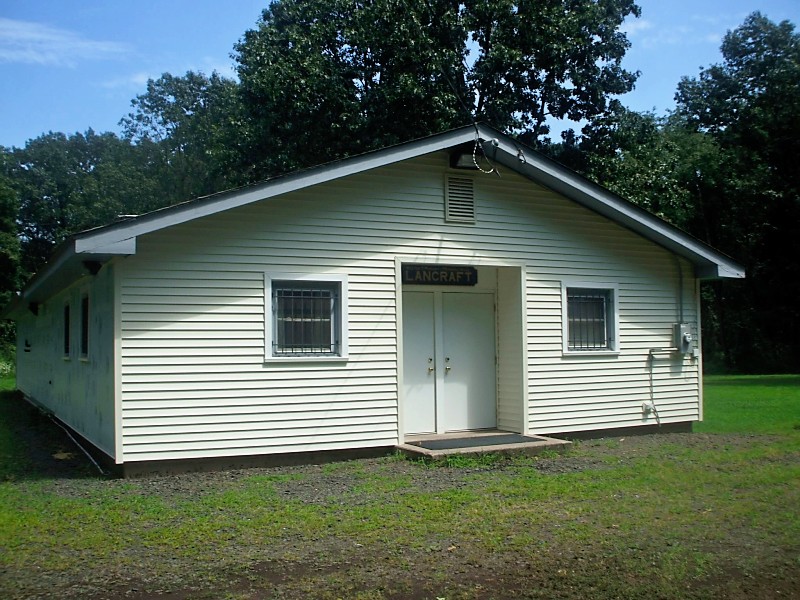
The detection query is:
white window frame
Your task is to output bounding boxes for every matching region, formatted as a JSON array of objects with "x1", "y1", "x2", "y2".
[
  {"x1": 264, "y1": 273, "x2": 349, "y2": 362},
  {"x1": 561, "y1": 281, "x2": 620, "y2": 355}
]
